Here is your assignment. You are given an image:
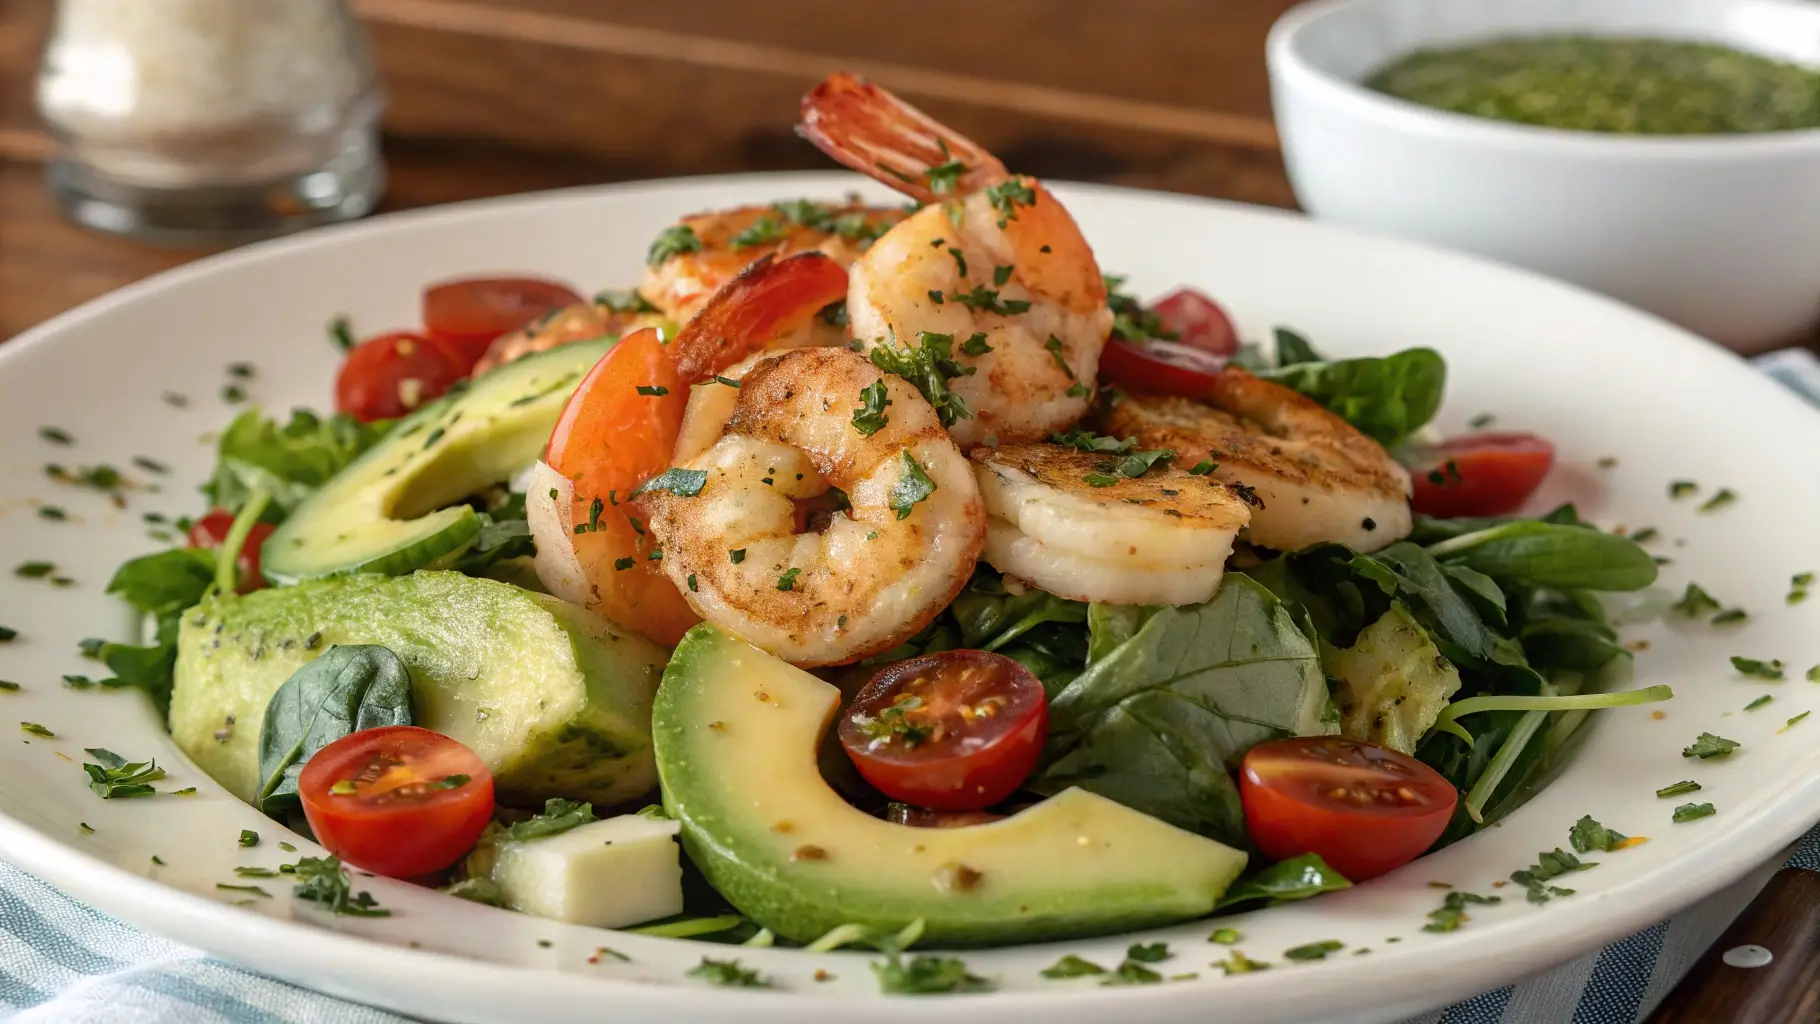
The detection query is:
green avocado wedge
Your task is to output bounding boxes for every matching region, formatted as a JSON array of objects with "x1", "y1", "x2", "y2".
[
  {"x1": 261, "y1": 339, "x2": 613, "y2": 584},
  {"x1": 654, "y1": 624, "x2": 1250, "y2": 947},
  {"x1": 171, "y1": 571, "x2": 665, "y2": 807}
]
